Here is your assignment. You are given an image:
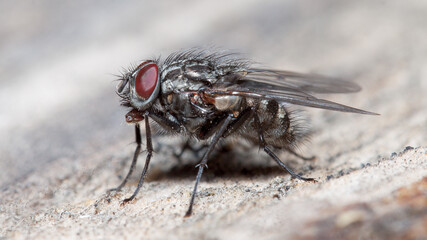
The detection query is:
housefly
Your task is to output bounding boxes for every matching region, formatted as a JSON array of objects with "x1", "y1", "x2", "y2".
[{"x1": 111, "y1": 48, "x2": 377, "y2": 216}]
